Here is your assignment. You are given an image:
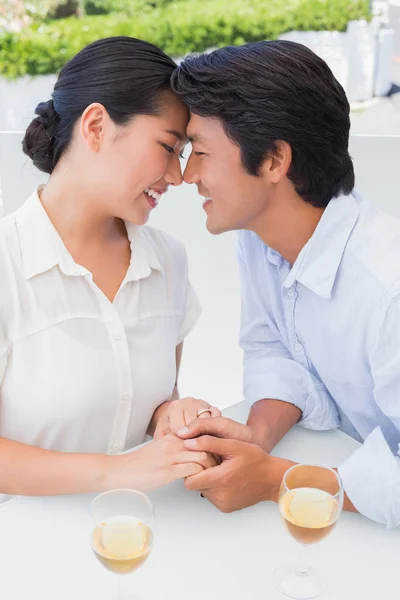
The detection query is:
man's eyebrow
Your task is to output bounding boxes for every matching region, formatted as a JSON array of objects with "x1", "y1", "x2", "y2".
[
  {"x1": 164, "y1": 129, "x2": 187, "y2": 141},
  {"x1": 188, "y1": 133, "x2": 206, "y2": 144}
]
